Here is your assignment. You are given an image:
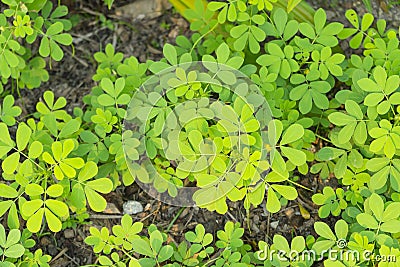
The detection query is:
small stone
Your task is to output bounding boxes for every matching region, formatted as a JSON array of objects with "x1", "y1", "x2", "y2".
[
  {"x1": 260, "y1": 221, "x2": 266, "y2": 232},
  {"x1": 64, "y1": 229, "x2": 75, "y2": 239},
  {"x1": 251, "y1": 224, "x2": 260, "y2": 233},
  {"x1": 253, "y1": 215, "x2": 260, "y2": 224},
  {"x1": 115, "y1": 0, "x2": 170, "y2": 20},
  {"x1": 40, "y1": 236, "x2": 51, "y2": 246},
  {"x1": 103, "y1": 203, "x2": 121, "y2": 214},
  {"x1": 270, "y1": 221, "x2": 279, "y2": 229},
  {"x1": 123, "y1": 201, "x2": 144, "y2": 215}
]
